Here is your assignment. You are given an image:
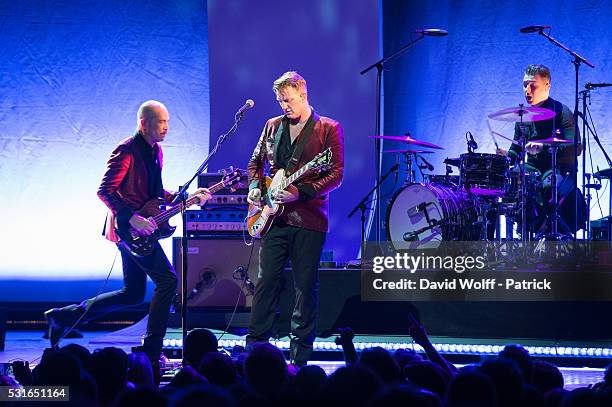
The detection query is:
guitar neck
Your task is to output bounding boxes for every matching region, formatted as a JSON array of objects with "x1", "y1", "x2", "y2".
[
  {"x1": 152, "y1": 178, "x2": 228, "y2": 224},
  {"x1": 279, "y1": 162, "x2": 313, "y2": 190}
]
